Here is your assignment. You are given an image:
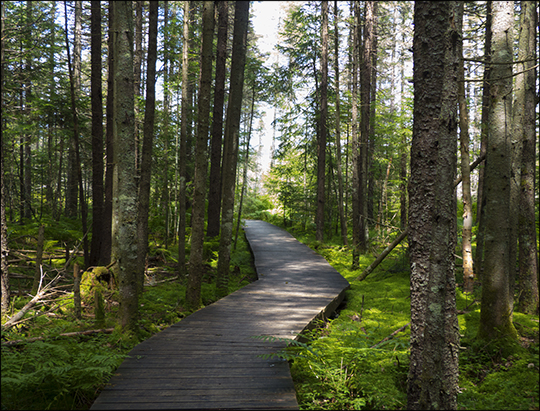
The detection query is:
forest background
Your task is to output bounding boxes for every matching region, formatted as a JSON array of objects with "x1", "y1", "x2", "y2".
[{"x1": 1, "y1": 1, "x2": 539, "y2": 410}]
